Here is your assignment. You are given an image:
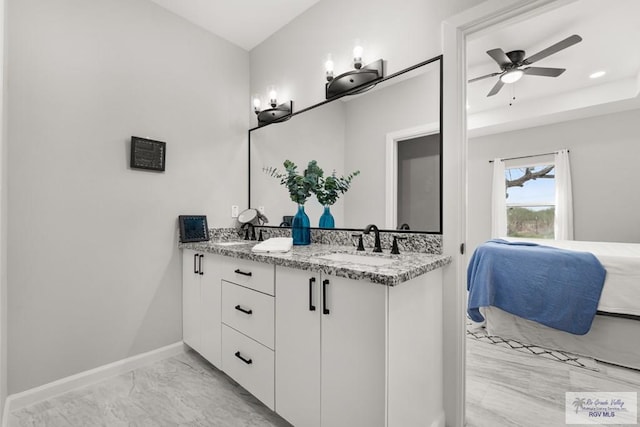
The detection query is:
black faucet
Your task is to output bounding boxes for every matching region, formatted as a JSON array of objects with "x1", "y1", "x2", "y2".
[
  {"x1": 242, "y1": 223, "x2": 257, "y2": 241},
  {"x1": 363, "y1": 224, "x2": 382, "y2": 253},
  {"x1": 390, "y1": 236, "x2": 407, "y2": 254}
]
